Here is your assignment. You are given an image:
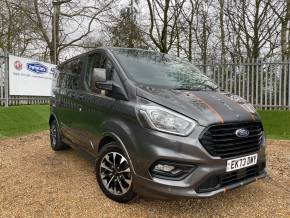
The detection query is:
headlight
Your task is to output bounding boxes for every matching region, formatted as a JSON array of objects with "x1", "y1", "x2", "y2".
[{"x1": 137, "y1": 105, "x2": 197, "y2": 136}]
